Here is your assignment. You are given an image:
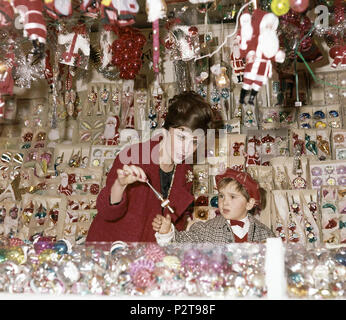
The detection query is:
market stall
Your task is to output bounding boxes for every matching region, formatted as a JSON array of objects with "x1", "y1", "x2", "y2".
[{"x1": 0, "y1": 0, "x2": 344, "y2": 299}]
